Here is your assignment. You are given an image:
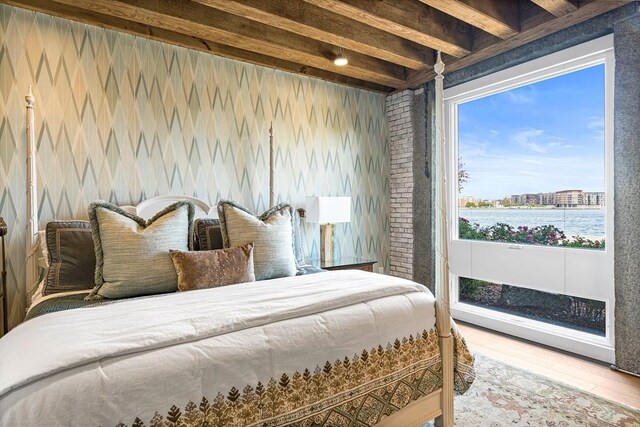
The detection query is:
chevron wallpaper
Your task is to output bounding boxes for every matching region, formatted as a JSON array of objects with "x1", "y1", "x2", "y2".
[{"x1": 0, "y1": 5, "x2": 390, "y2": 329}]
